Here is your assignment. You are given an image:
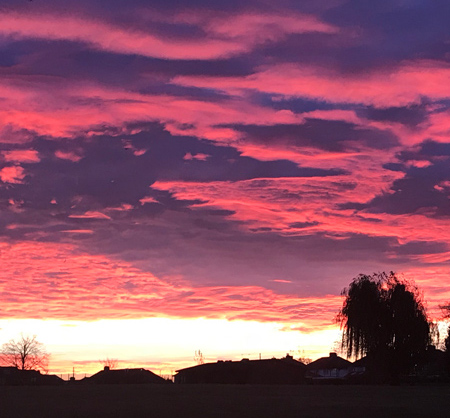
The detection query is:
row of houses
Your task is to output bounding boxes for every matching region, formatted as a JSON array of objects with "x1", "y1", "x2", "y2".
[
  {"x1": 0, "y1": 365, "x2": 169, "y2": 386},
  {"x1": 1, "y1": 347, "x2": 448, "y2": 386},
  {"x1": 174, "y1": 353, "x2": 363, "y2": 384},
  {"x1": 0, "y1": 367, "x2": 64, "y2": 386},
  {"x1": 174, "y1": 347, "x2": 449, "y2": 385},
  {"x1": 1, "y1": 354, "x2": 345, "y2": 386}
]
